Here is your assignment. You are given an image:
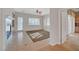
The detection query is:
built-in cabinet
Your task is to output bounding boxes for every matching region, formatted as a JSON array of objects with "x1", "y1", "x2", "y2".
[{"x1": 75, "y1": 15, "x2": 79, "y2": 33}]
